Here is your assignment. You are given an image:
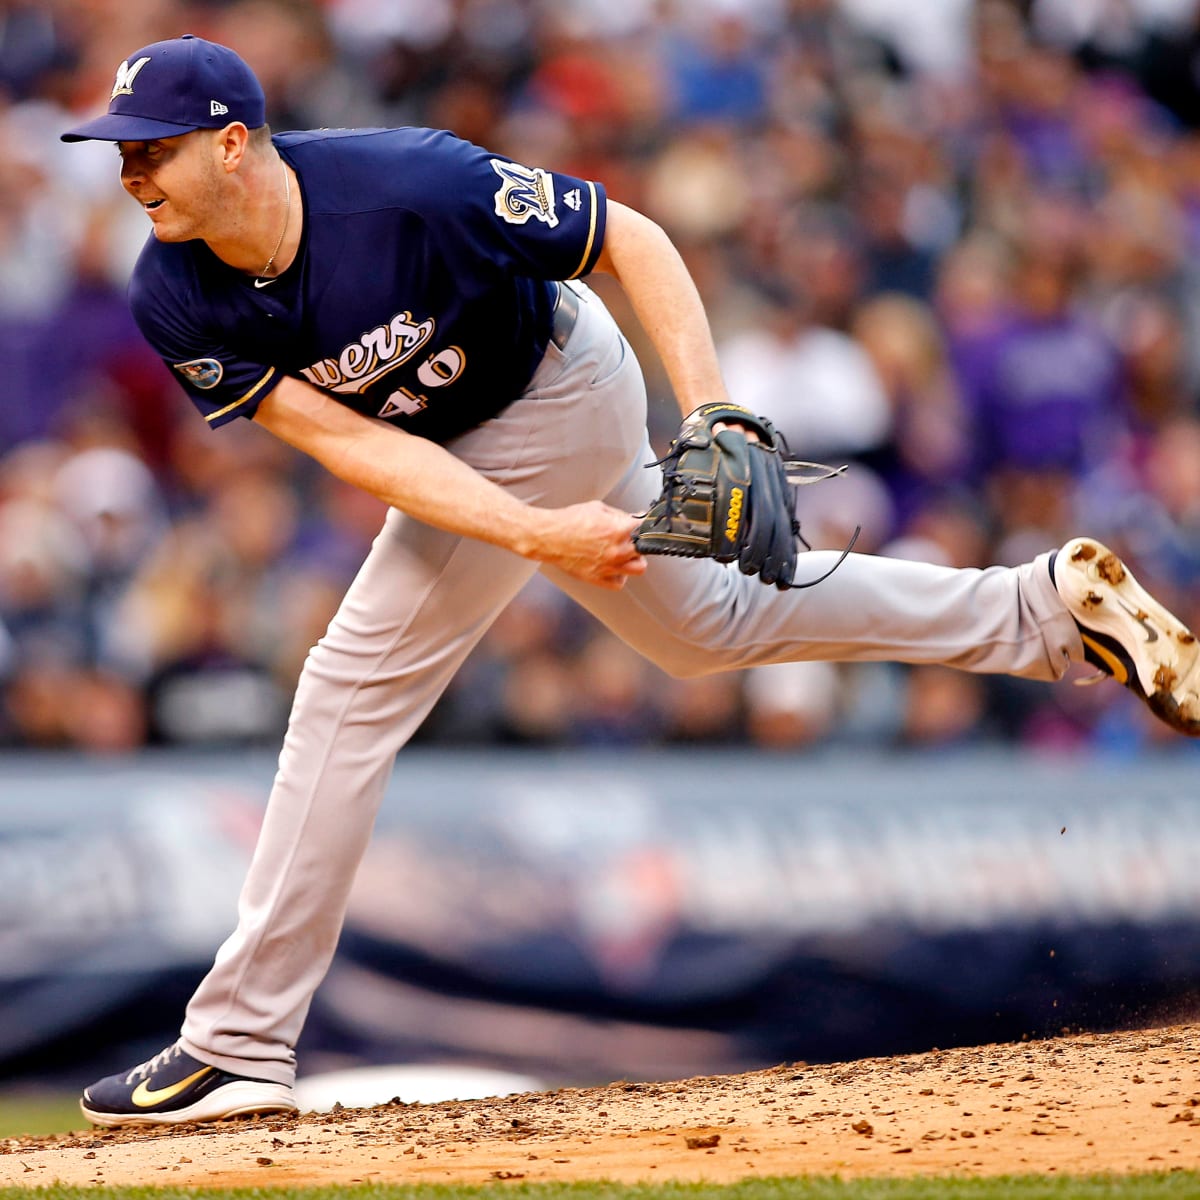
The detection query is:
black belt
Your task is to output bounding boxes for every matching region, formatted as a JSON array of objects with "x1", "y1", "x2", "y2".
[{"x1": 550, "y1": 281, "x2": 581, "y2": 351}]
